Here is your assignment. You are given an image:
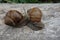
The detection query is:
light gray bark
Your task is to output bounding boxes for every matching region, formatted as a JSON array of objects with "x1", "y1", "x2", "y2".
[{"x1": 0, "y1": 3, "x2": 60, "y2": 40}]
